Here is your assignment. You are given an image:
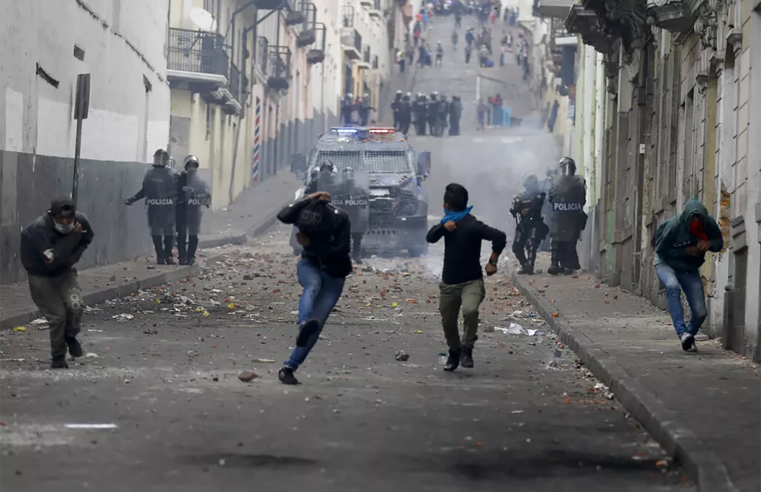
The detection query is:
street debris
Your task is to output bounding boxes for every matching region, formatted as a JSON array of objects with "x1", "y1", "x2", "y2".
[
  {"x1": 85, "y1": 353, "x2": 99, "y2": 358},
  {"x1": 65, "y1": 424, "x2": 117, "y2": 429},
  {"x1": 30, "y1": 318, "x2": 49, "y2": 329},
  {"x1": 238, "y1": 371, "x2": 259, "y2": 382},
  {"x1": 251, "y1": 358, "x2": 276, "y2": 363},
  {"x1": 395, "y1": 350, "x2": 409, "y2": 361},
  {"x1": 12, "y1": 326, "x2": 26, "y2": 332},
  {"x1": 143, "y1": 328, "x2": 158, "y2": 335},
  {"x1": 112, "y1": 314, "x2": 134, "y2": 322}
]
